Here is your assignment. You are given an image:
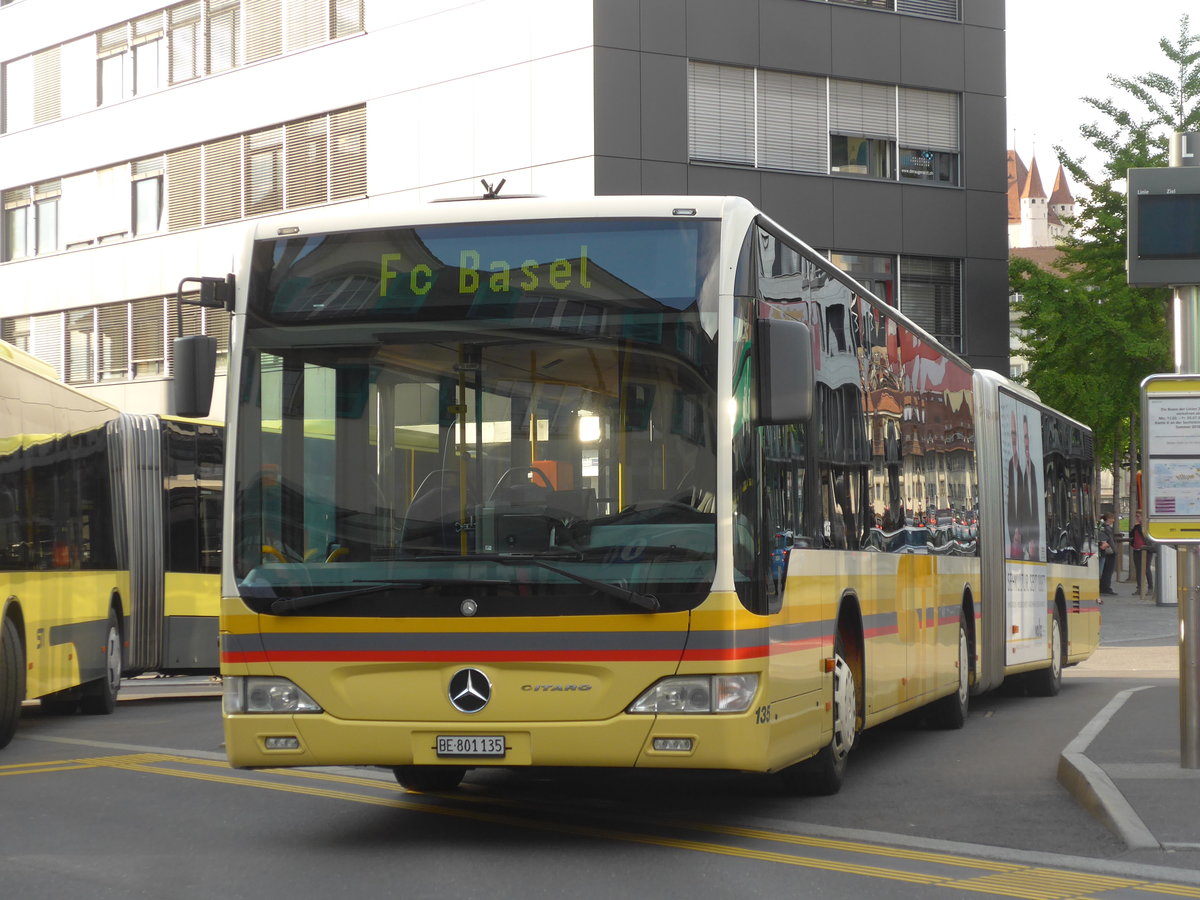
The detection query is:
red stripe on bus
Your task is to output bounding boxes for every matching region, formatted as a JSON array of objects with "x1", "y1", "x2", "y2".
[{"x1": 222, "y1": 649, "x2": 688, "y2": 664}]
